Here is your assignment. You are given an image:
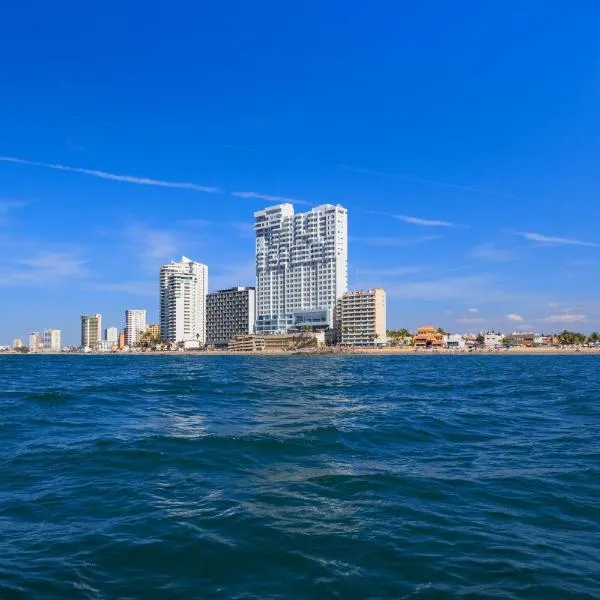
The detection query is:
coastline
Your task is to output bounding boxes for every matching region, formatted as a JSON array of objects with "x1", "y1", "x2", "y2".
[{"x1": 5, "y1": 346, "x2": 600, "y2": 357}]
